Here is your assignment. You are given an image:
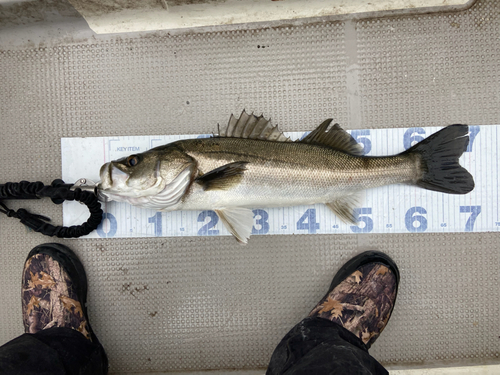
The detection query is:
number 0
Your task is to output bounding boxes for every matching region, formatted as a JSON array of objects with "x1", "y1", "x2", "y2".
[{"x1": 97, "y1": 213, "x2": 118, "y2": 238}]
